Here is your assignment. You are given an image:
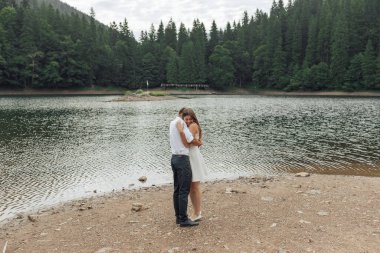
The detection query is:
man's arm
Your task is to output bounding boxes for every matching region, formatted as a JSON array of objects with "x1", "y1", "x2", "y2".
[
  {"x1": 176, "y1": 120, "x2": 193, "y2": 148},
  {"x1": 178, "y1": 129, "x2": 191, "y2": 148}
]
